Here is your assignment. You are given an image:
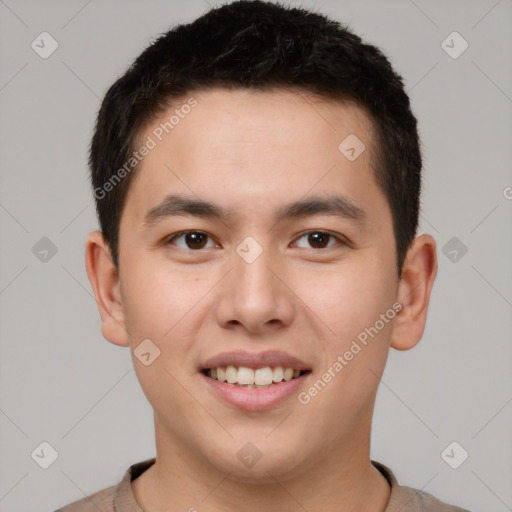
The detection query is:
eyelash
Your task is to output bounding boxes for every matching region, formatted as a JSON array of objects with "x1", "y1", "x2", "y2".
[{"x1": 164, "y1": 230, "x2": 347, "y2": 251}]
